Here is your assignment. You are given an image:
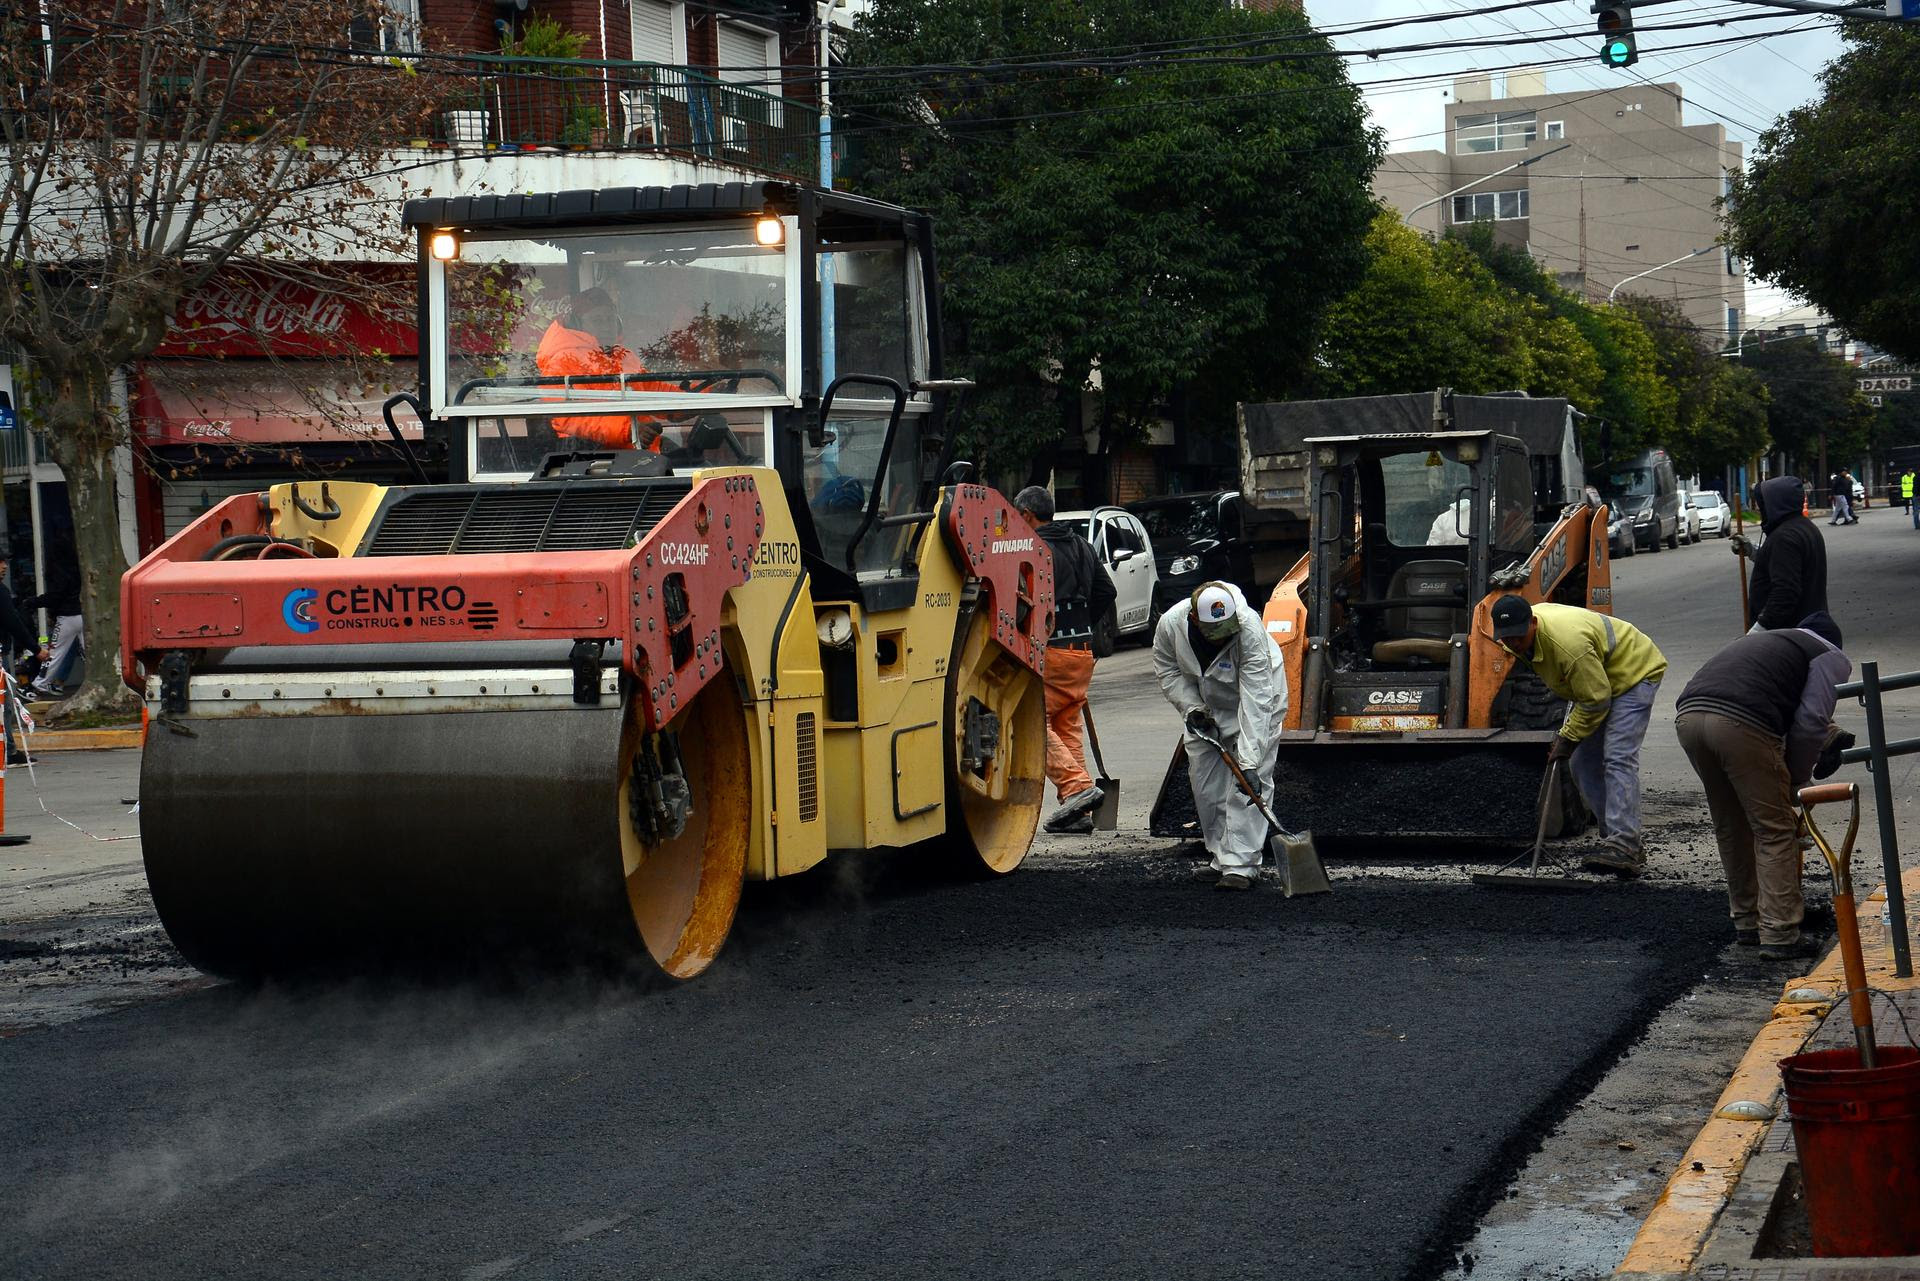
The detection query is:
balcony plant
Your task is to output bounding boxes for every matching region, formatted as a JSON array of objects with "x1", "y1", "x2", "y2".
[{"x1": 497, "y1": 15, "x2": 598, "y2": 148}]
